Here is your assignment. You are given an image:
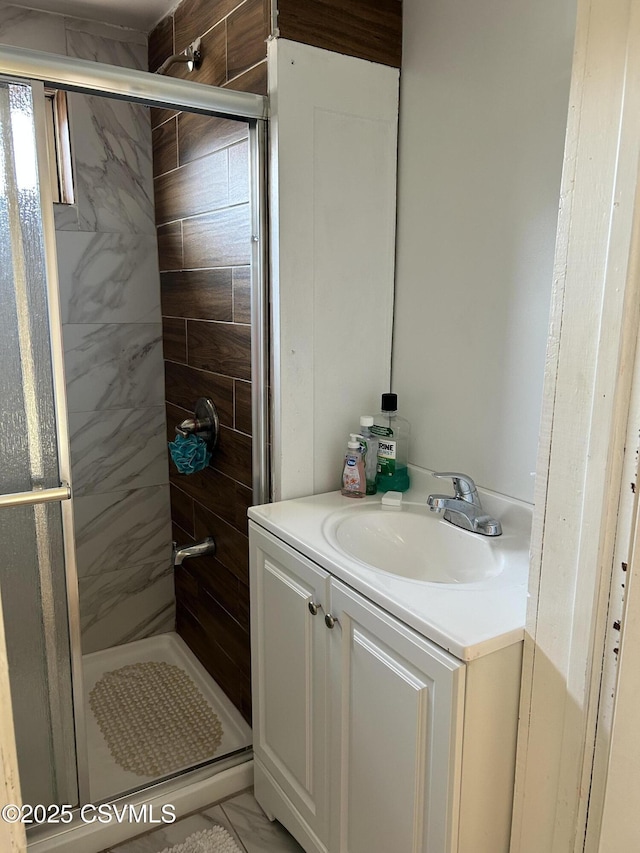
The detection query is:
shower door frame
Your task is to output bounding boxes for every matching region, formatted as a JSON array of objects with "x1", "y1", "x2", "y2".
[{"x1": 0, "y1": 44, "x2": 270, "y2": 811}]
